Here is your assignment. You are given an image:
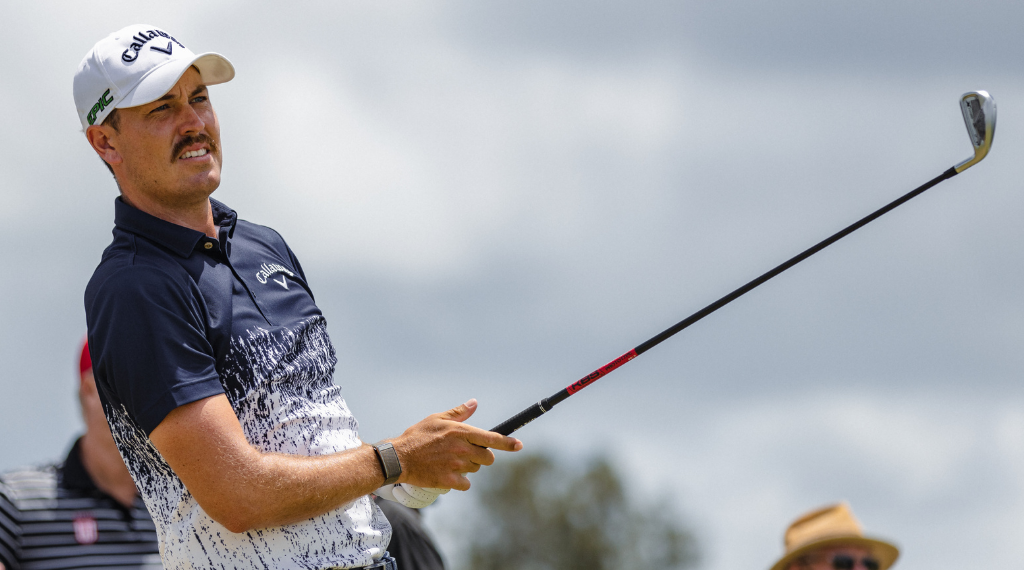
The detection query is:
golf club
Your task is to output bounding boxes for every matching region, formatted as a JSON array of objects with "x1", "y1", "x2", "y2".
[{"x1": 491, "y1": 90, "x2": 997, "y2": 437}]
